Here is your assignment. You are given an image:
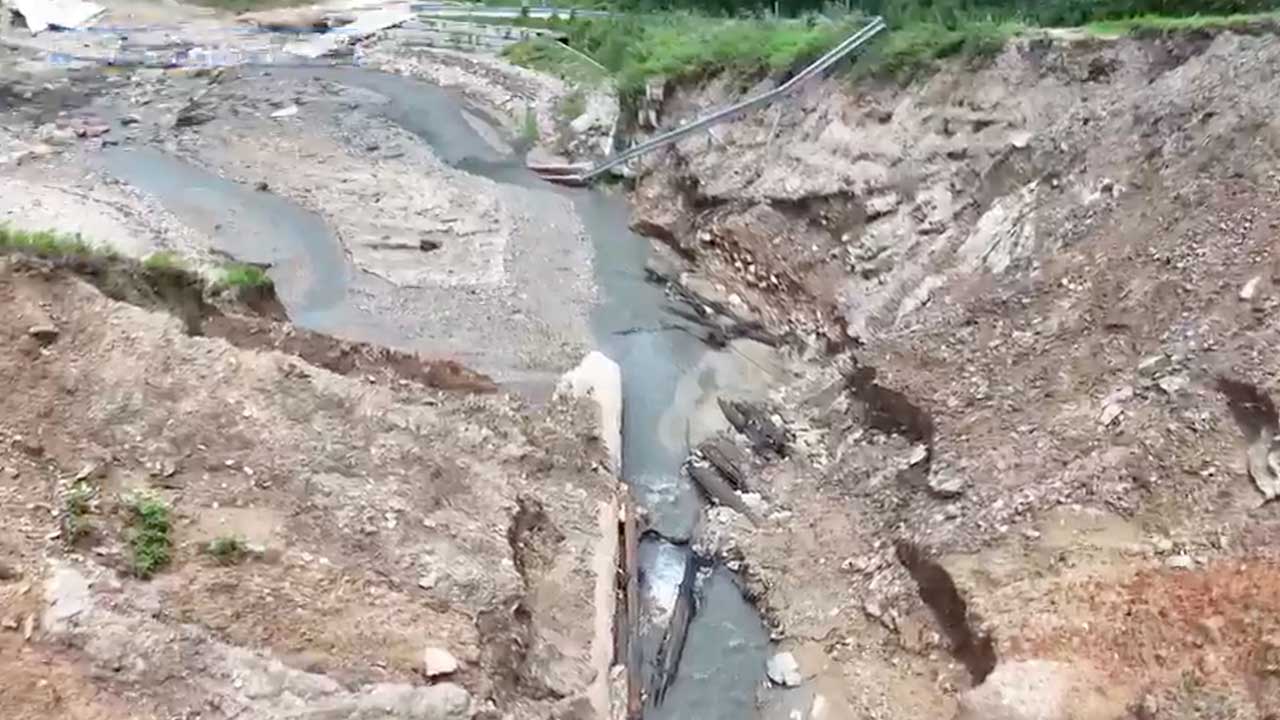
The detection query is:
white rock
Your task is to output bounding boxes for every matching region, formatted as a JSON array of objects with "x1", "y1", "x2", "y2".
[
  {"x1": 766, "y1": 651, "x2": 803, "y2": 687},
  {"x1": 1165, "y1": 555, "x2": 1194, "y2": 570},
  {"x1": 422, "y1": 647, "x2": 458, "y2": 677},
  {"x1": 1240, "y1": 275, "x2": 1262, "y2": 301},
  {"x1": 270, "y1": 105, "x2": 299, "y2": 119},
  {"x1": 555, "y1": 351, "x2": 622, "y2": 472},
  {"x1": 1098, "y1": 403, "x2": 1123, "y2": 427}
]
